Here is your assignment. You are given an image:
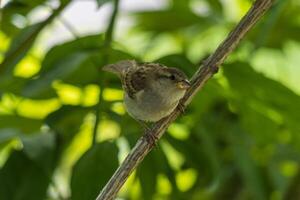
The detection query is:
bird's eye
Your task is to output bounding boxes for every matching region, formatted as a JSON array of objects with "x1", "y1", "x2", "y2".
[{"x1": 169, "y1": 75, "x2": 176, "y2": 80}]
